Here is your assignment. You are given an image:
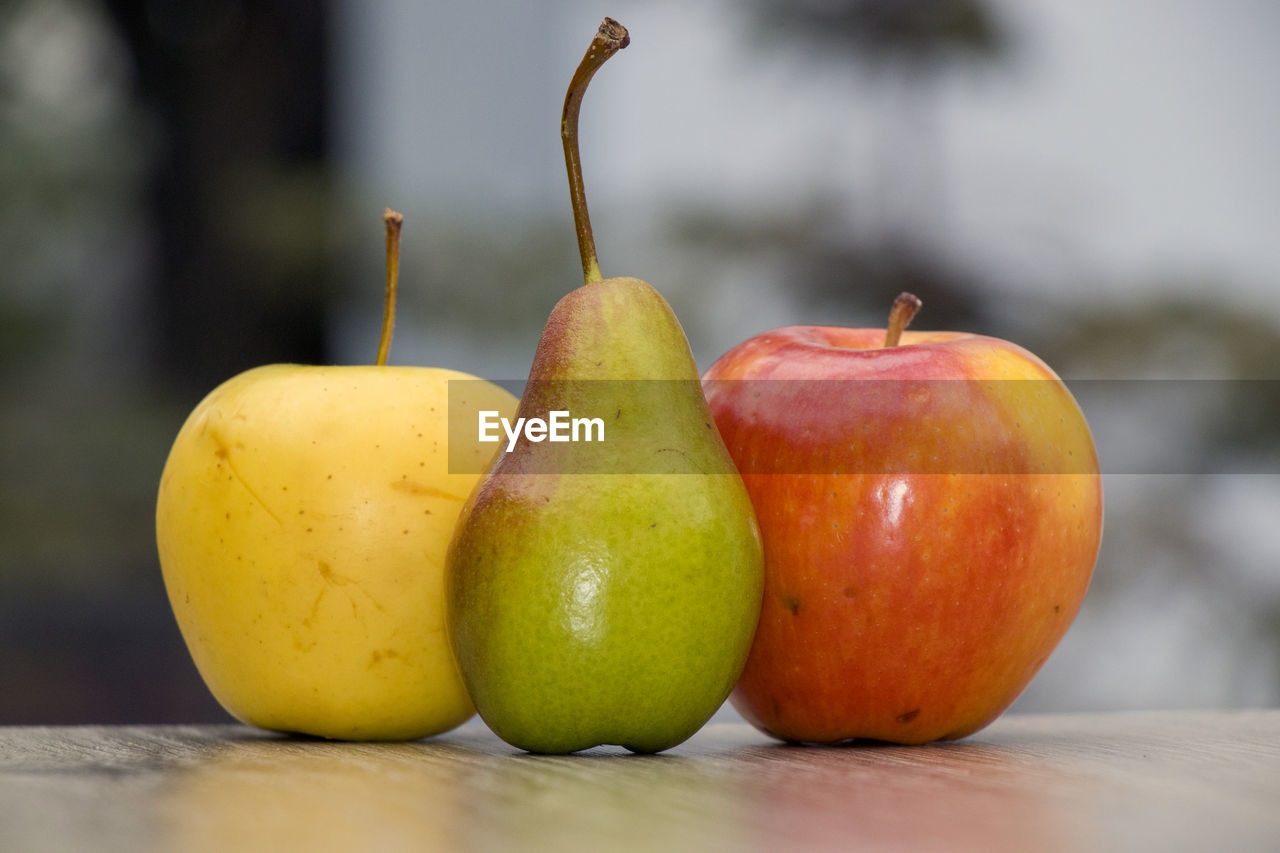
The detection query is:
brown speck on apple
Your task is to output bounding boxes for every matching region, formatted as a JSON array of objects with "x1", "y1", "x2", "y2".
[
  {"x1": 896, "y1": 708, "x2": 921, "y2": 724},
  {"x1": 783, "y1": 595, "x2": 800, "y2": 615}
]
